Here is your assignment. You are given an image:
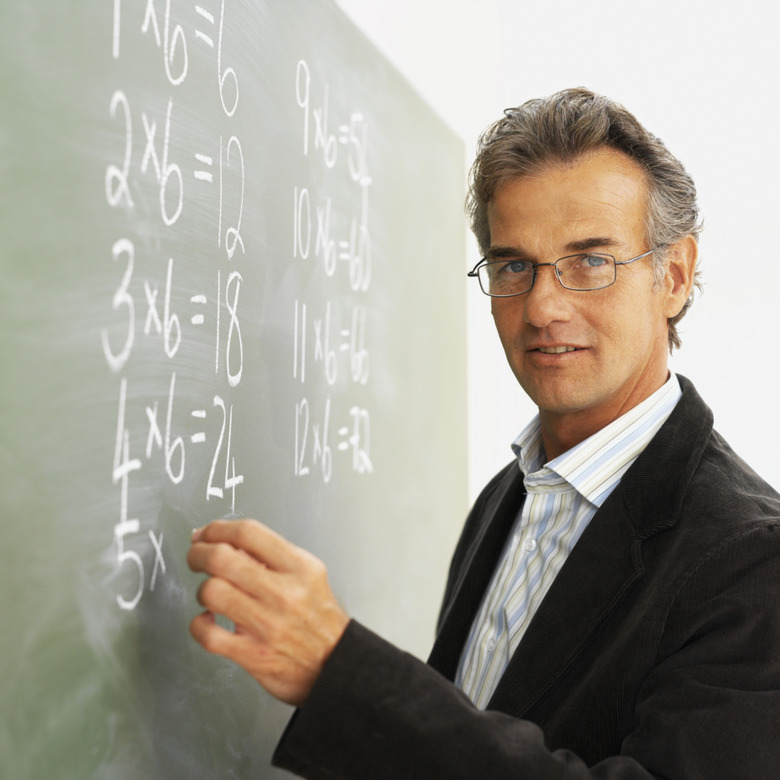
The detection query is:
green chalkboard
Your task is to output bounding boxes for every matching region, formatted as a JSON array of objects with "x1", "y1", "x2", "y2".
[{"x1": 0, "y1": 2, "x2": 467, "y2": 777}]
